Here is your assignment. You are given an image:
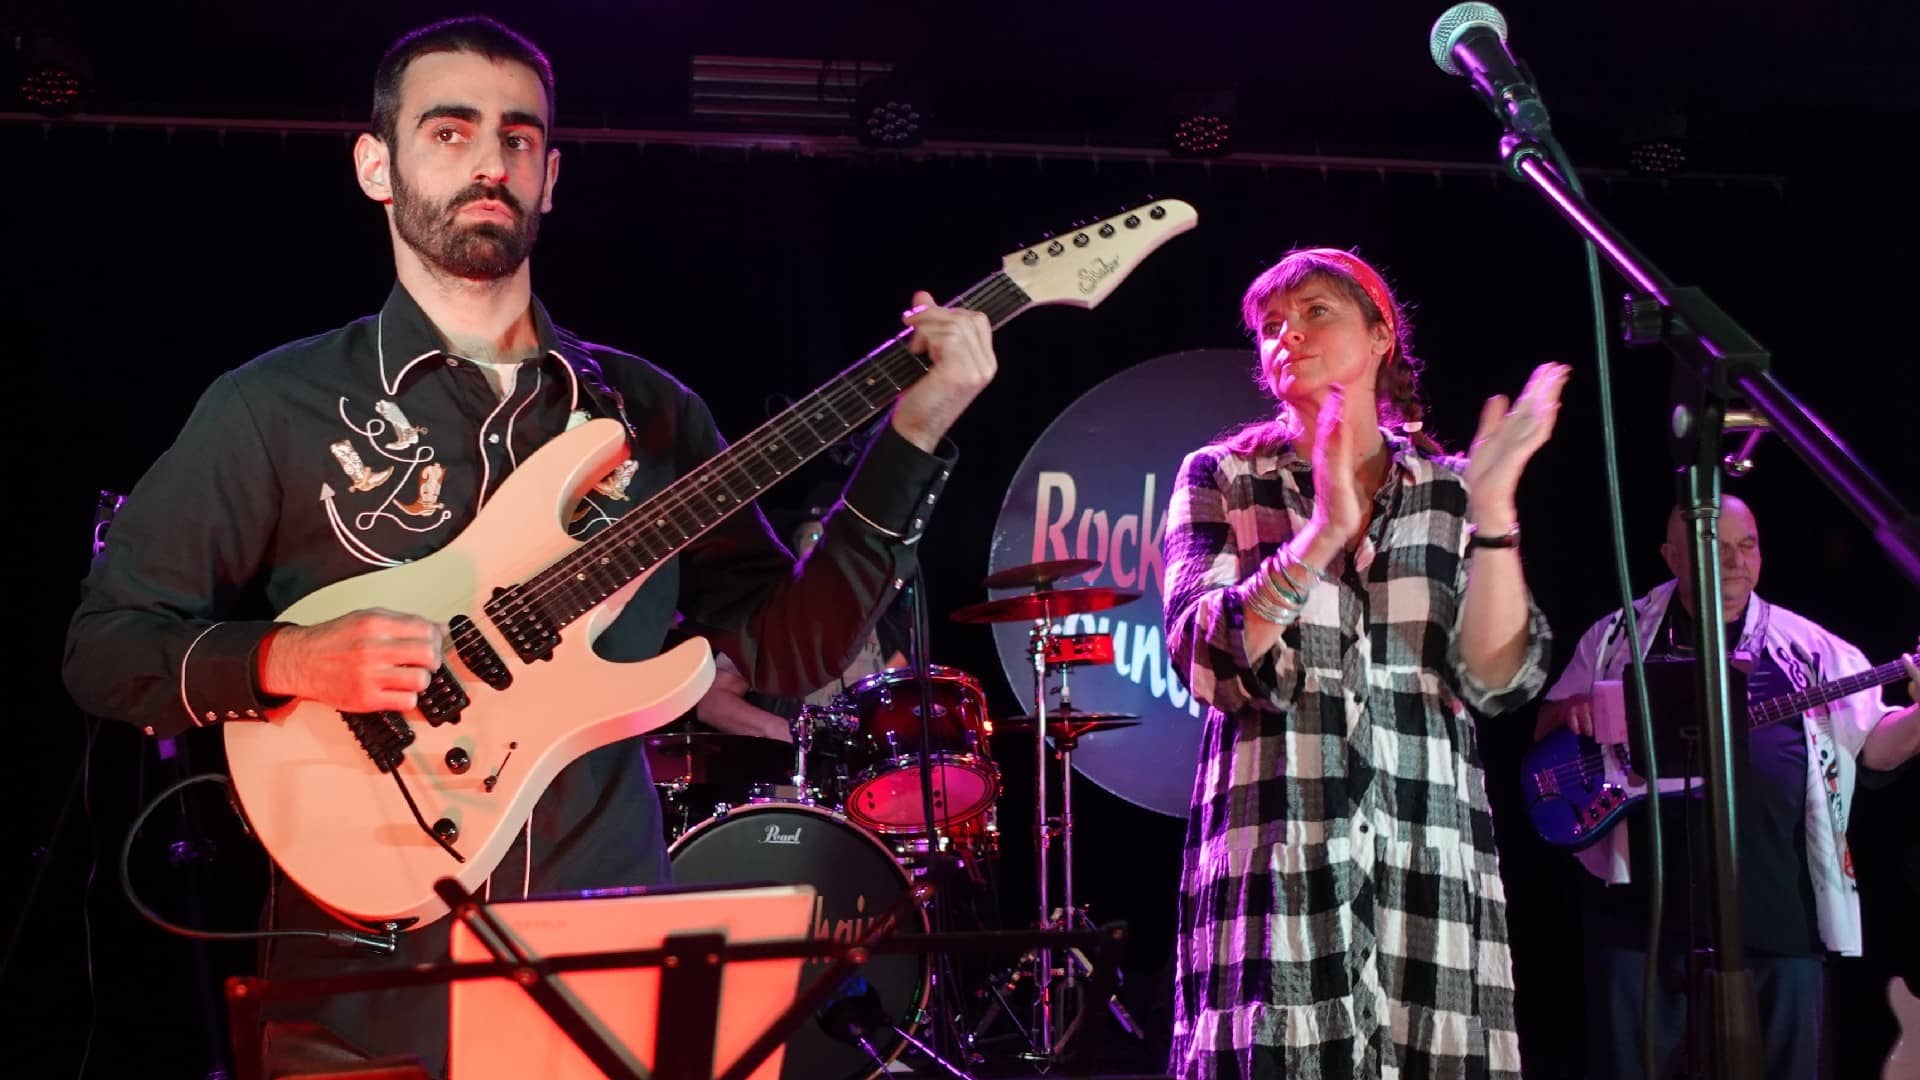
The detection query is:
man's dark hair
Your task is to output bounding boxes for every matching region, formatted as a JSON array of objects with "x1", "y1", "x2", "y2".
[{"x1": 371, "y1": 16, "x2": 555, "y2": 148}]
